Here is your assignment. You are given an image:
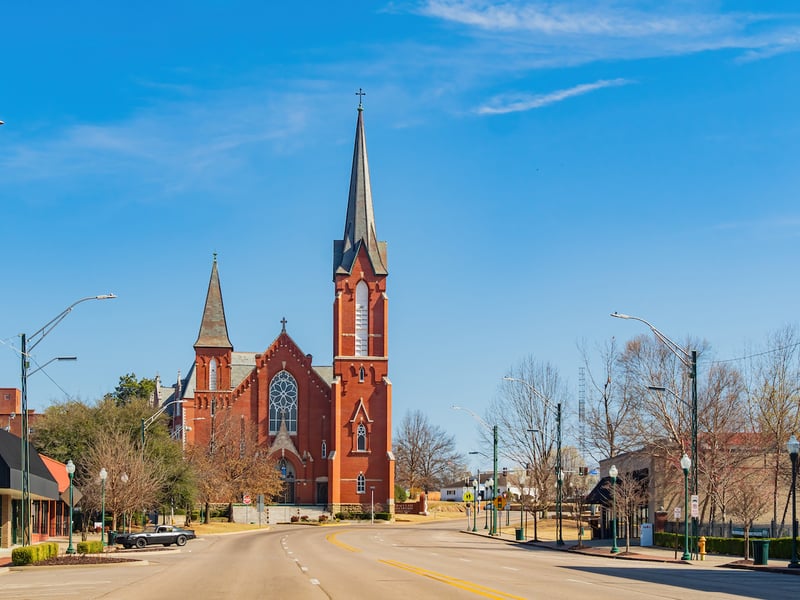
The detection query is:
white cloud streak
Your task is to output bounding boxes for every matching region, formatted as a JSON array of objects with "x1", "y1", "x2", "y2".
[
  {"x1": 418, "y1": 0, "x2": 800, "y2": 63},
  {"x1": 477, "y1": 77, "x2": 633, "y2": 114}
]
